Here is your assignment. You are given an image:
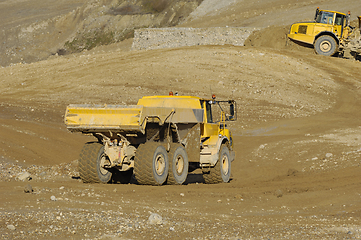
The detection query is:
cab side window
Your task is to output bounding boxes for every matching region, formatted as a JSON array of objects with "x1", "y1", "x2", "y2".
[
  {"x1": 335, "y1": 14, "x2": 344, "y2": 26},
  {"x1": 205, "y1": 101, "x2": 213, "y2": 123}
]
